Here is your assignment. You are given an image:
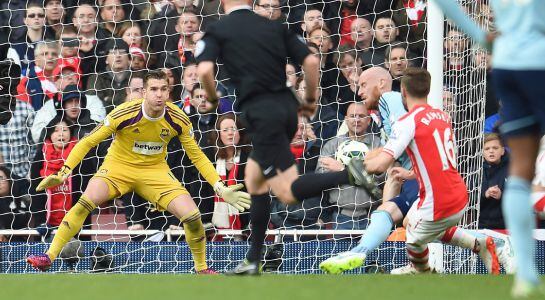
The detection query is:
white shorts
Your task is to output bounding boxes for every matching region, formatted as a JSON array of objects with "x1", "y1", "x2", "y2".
[
  {"x1": 533, "y1": 137, "x2": 545, "y2": 186},
  {"x1": 405, "y1": 204, "x2": 466, "y2": 246}
]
